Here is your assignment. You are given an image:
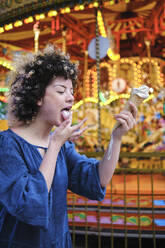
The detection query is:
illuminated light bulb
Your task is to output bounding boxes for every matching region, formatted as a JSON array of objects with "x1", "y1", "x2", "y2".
[
  {"x1": 74, "y1": 6, "x2": 79, "y2": 11},
  {"x1": 14, "y1": 20, "x2": 23, "y2": 27},
  {"x1": 79, "y1": 5, "x2": 84, "y2": 10},
  {"x1": 24, "y1": 16, "x2": 34, "y2": 24},
  {"x1": 48, "y1": 10, "x2": 57, "y2": 17},
  {"x1": 40, "y1": 14, "x2": 45, "y2": 19},
  {"x1": 107, "y1": 49, "x2": 120, "y2": 61},
  {"x1": 89, "y1": 3, "x2": 93, "y2": 8},
  {"x1": 101, "y1": 32, "x2": 106, "y2": 37},
  {"x1": 0, "y1": 27, "x2": 4, "y2": 33},
  {"x1": 110, "y1": 0, "x2": 115, "y2": 5},
  {"x1": 1, "y1": 61, "x2": 5, "y2": 66},
  {"x1": 65, "y1": 7, "x2": 70, "y2": 13},
  {"x1": 61, "y1": 9, "x2": 65, "y2": 14},
  {"x1": 35, "y1": 15, "x2": 40, "y2": 21},
  {"x1": 5, "y1": 23, "x2": 13, "y2": 31},
  {"x1": 93, "y1": 2, "x2": 99, "y2": 7}
]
